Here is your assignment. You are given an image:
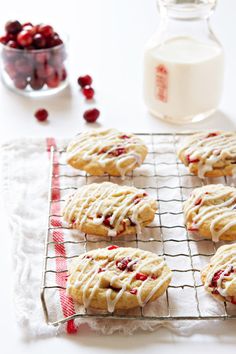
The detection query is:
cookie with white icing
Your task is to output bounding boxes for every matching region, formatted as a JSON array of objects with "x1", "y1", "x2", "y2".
[
  {"x1": 184, "y1": 184, "x2": 236, "y2": 242},
  {"x1": 178, "y1": 131, "x2": 236, "y2": 178},
  {"x1": 67, "y1": 246, "x2": 172, "y2": 312},
  {"x1": 62, "y1": 182, "x2": 157, "y2": 237},
  {"x1": 66, "y1": 129, "x2": 148, "y2": 177},
  {"x1": 201, "y1": 244, "x2": 236, "y2": 305}
]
